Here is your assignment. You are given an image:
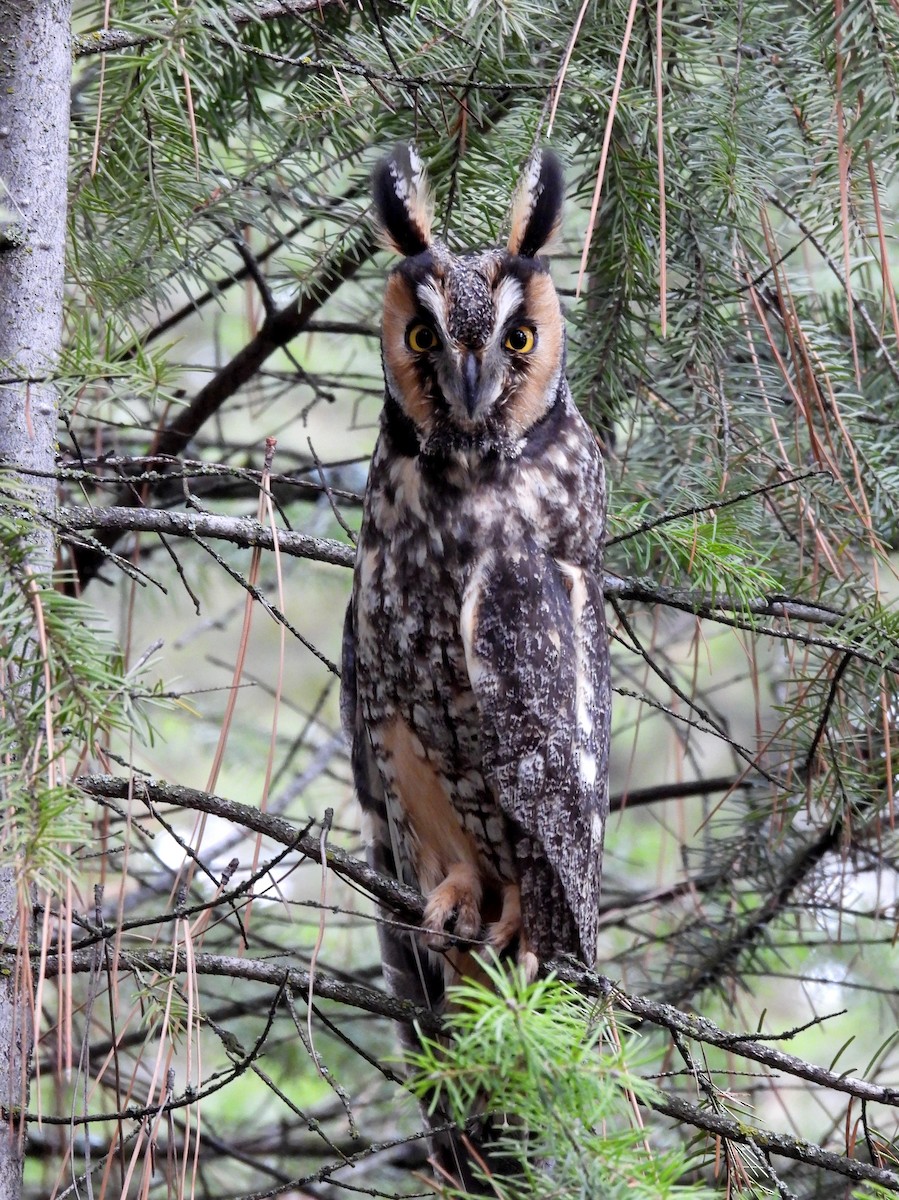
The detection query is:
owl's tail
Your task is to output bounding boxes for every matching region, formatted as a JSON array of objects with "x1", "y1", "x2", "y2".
[{"x1": 374, "y1": 912, "x2": 523, "y2": 1195}]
